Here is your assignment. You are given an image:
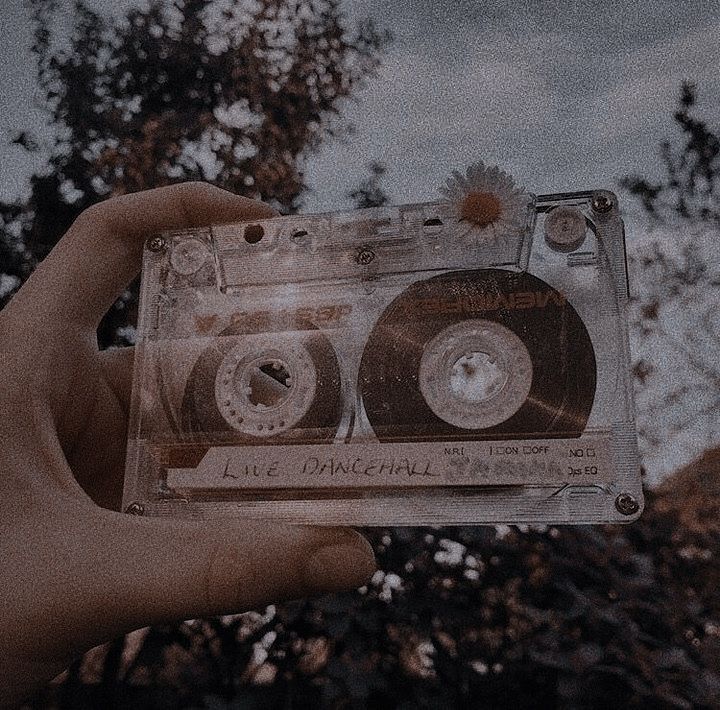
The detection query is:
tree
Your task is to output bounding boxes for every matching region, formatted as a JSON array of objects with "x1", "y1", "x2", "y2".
[
  {"x1": 34, "y1": 487, "x2": 720, "y2": 708},
  {"x1": 621, "y1": 83, "x2": 720, "y2": 465},
  {"x1": 348, "y1": 160, "x2": 389, "y2": 208},
  {"x1": 623, "y1": 82, "x2": 720, "y2": 225},
  {"x1": 1, "y1": 0, "x2": 390, "y2": 345}
]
